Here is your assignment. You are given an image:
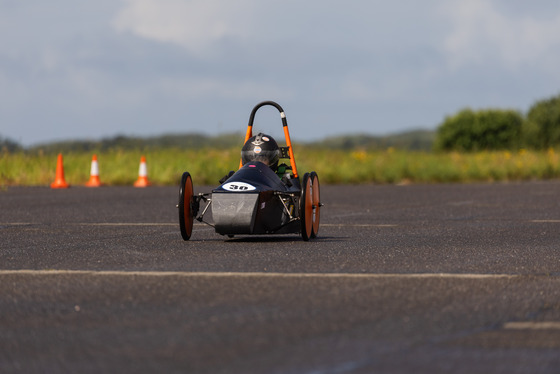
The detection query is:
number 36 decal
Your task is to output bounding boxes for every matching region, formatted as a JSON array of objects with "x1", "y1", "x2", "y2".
[{"x1": 222, "y1": 182, "x2": 256, "y2": 191}]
